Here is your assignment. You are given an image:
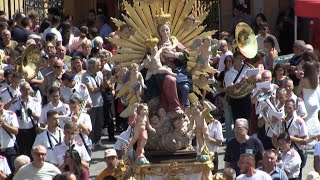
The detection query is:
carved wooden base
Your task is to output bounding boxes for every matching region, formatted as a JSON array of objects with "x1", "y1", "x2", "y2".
[{"x1": 132, "y1": 161, "x2": 213, "y2": 180}]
